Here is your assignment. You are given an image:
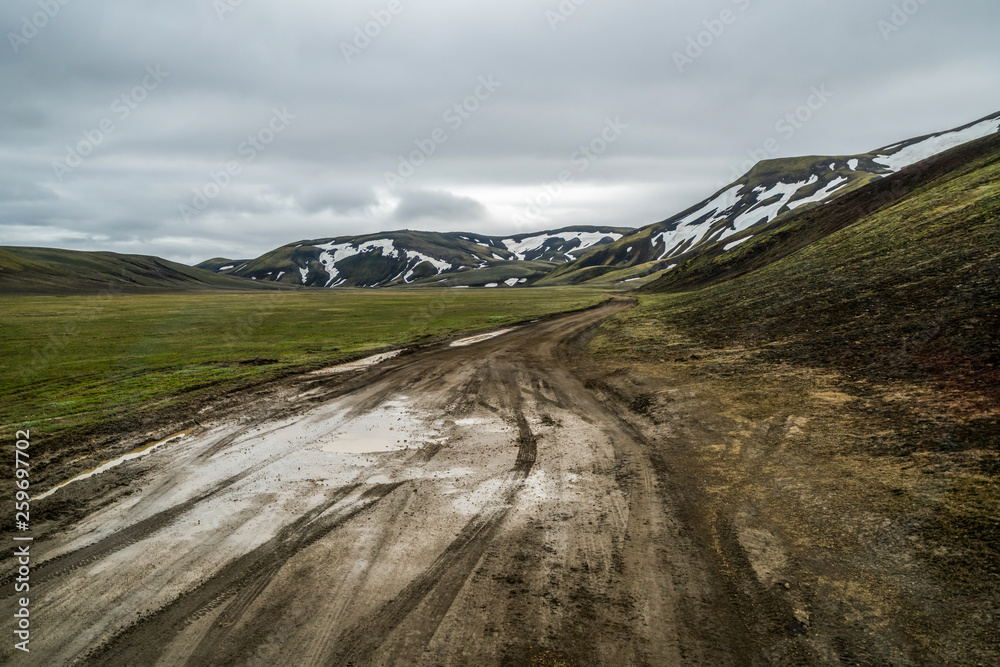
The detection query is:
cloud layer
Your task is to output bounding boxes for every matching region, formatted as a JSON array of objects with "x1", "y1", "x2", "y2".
[{"x1": 1, "y1": 0, "x2": 998, "y2": 263}]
